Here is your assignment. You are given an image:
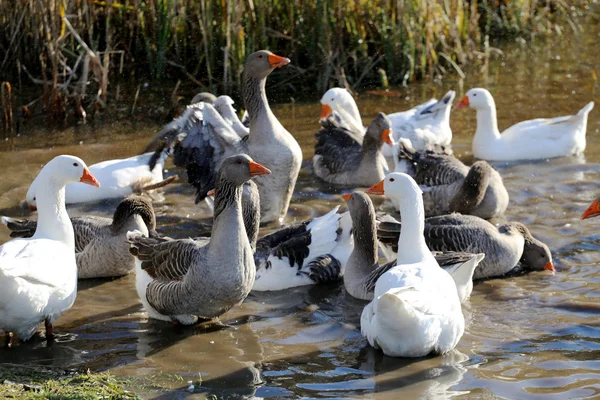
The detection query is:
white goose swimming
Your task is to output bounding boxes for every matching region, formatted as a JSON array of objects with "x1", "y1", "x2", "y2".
[
  {"x1": 457, "y1": 88, "x2": 594, "y2": 161},
  {"x1": 319, "y1": 88, "x2": 454, "y2": 154},
  {"x1": 26, "y1": 150, "x2": 170, "y2": 208},
  {"x1": 360, "y1": 172, "x2": 464, "y2": 358},
  {"x1": 0, "y1": 155, "x2": 100, "y2": 345}
]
